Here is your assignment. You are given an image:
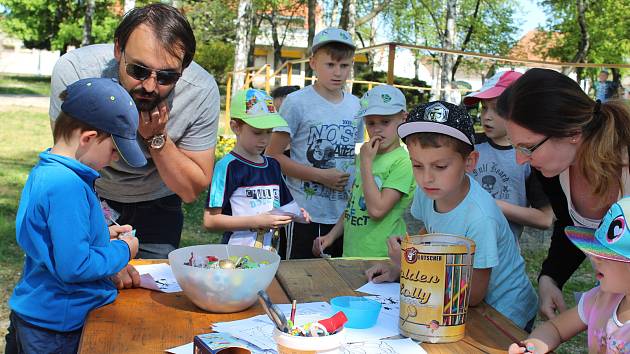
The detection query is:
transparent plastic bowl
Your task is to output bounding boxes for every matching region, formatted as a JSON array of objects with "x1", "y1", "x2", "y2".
[
  {"x1": 168, "y1": 244, "x2": 280, "y2": 313},
  {"x1": 330, "y1": 296, "x2": 381, "y2": 329}
]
